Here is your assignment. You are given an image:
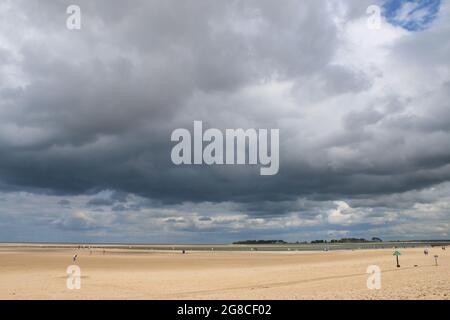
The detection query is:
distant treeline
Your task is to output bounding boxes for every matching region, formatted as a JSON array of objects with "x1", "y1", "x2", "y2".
[
  {"x1": 234, "y1": 237, "x2": 383, "y2": 245},
  {"x1": 233, "y1": 240, "x2": 287, "y2": 245},
  {"x1": 233, "y1": 238, "x2": 450, "y2": 245},
  {"x1": 313, "y1": 237, "x2": 383, "y2": 243}
]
